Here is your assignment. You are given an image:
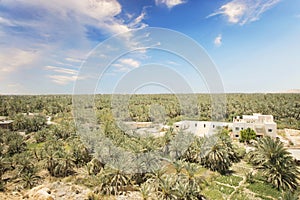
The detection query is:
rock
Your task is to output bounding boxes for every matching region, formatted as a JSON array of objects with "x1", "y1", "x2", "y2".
[
  {"x1": 25, "y1": 186, "x2": 54, "y2": 200},
  {"x1": 24, "y1": 181, "x2": 91, "y2": 200}
]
